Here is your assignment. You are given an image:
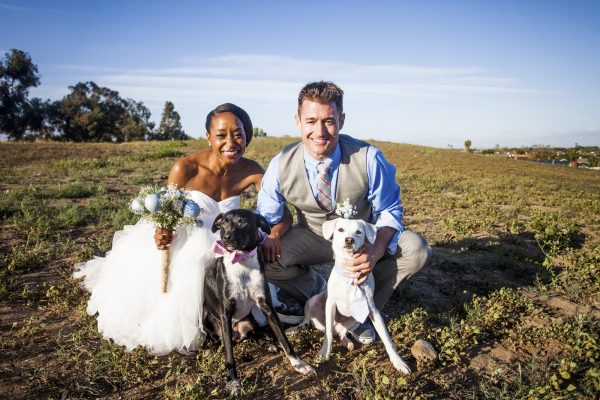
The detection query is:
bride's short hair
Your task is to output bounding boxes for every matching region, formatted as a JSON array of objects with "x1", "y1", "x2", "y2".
[{"x1": 205, "y1": 103, "x2": 254, "y2": 145}]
